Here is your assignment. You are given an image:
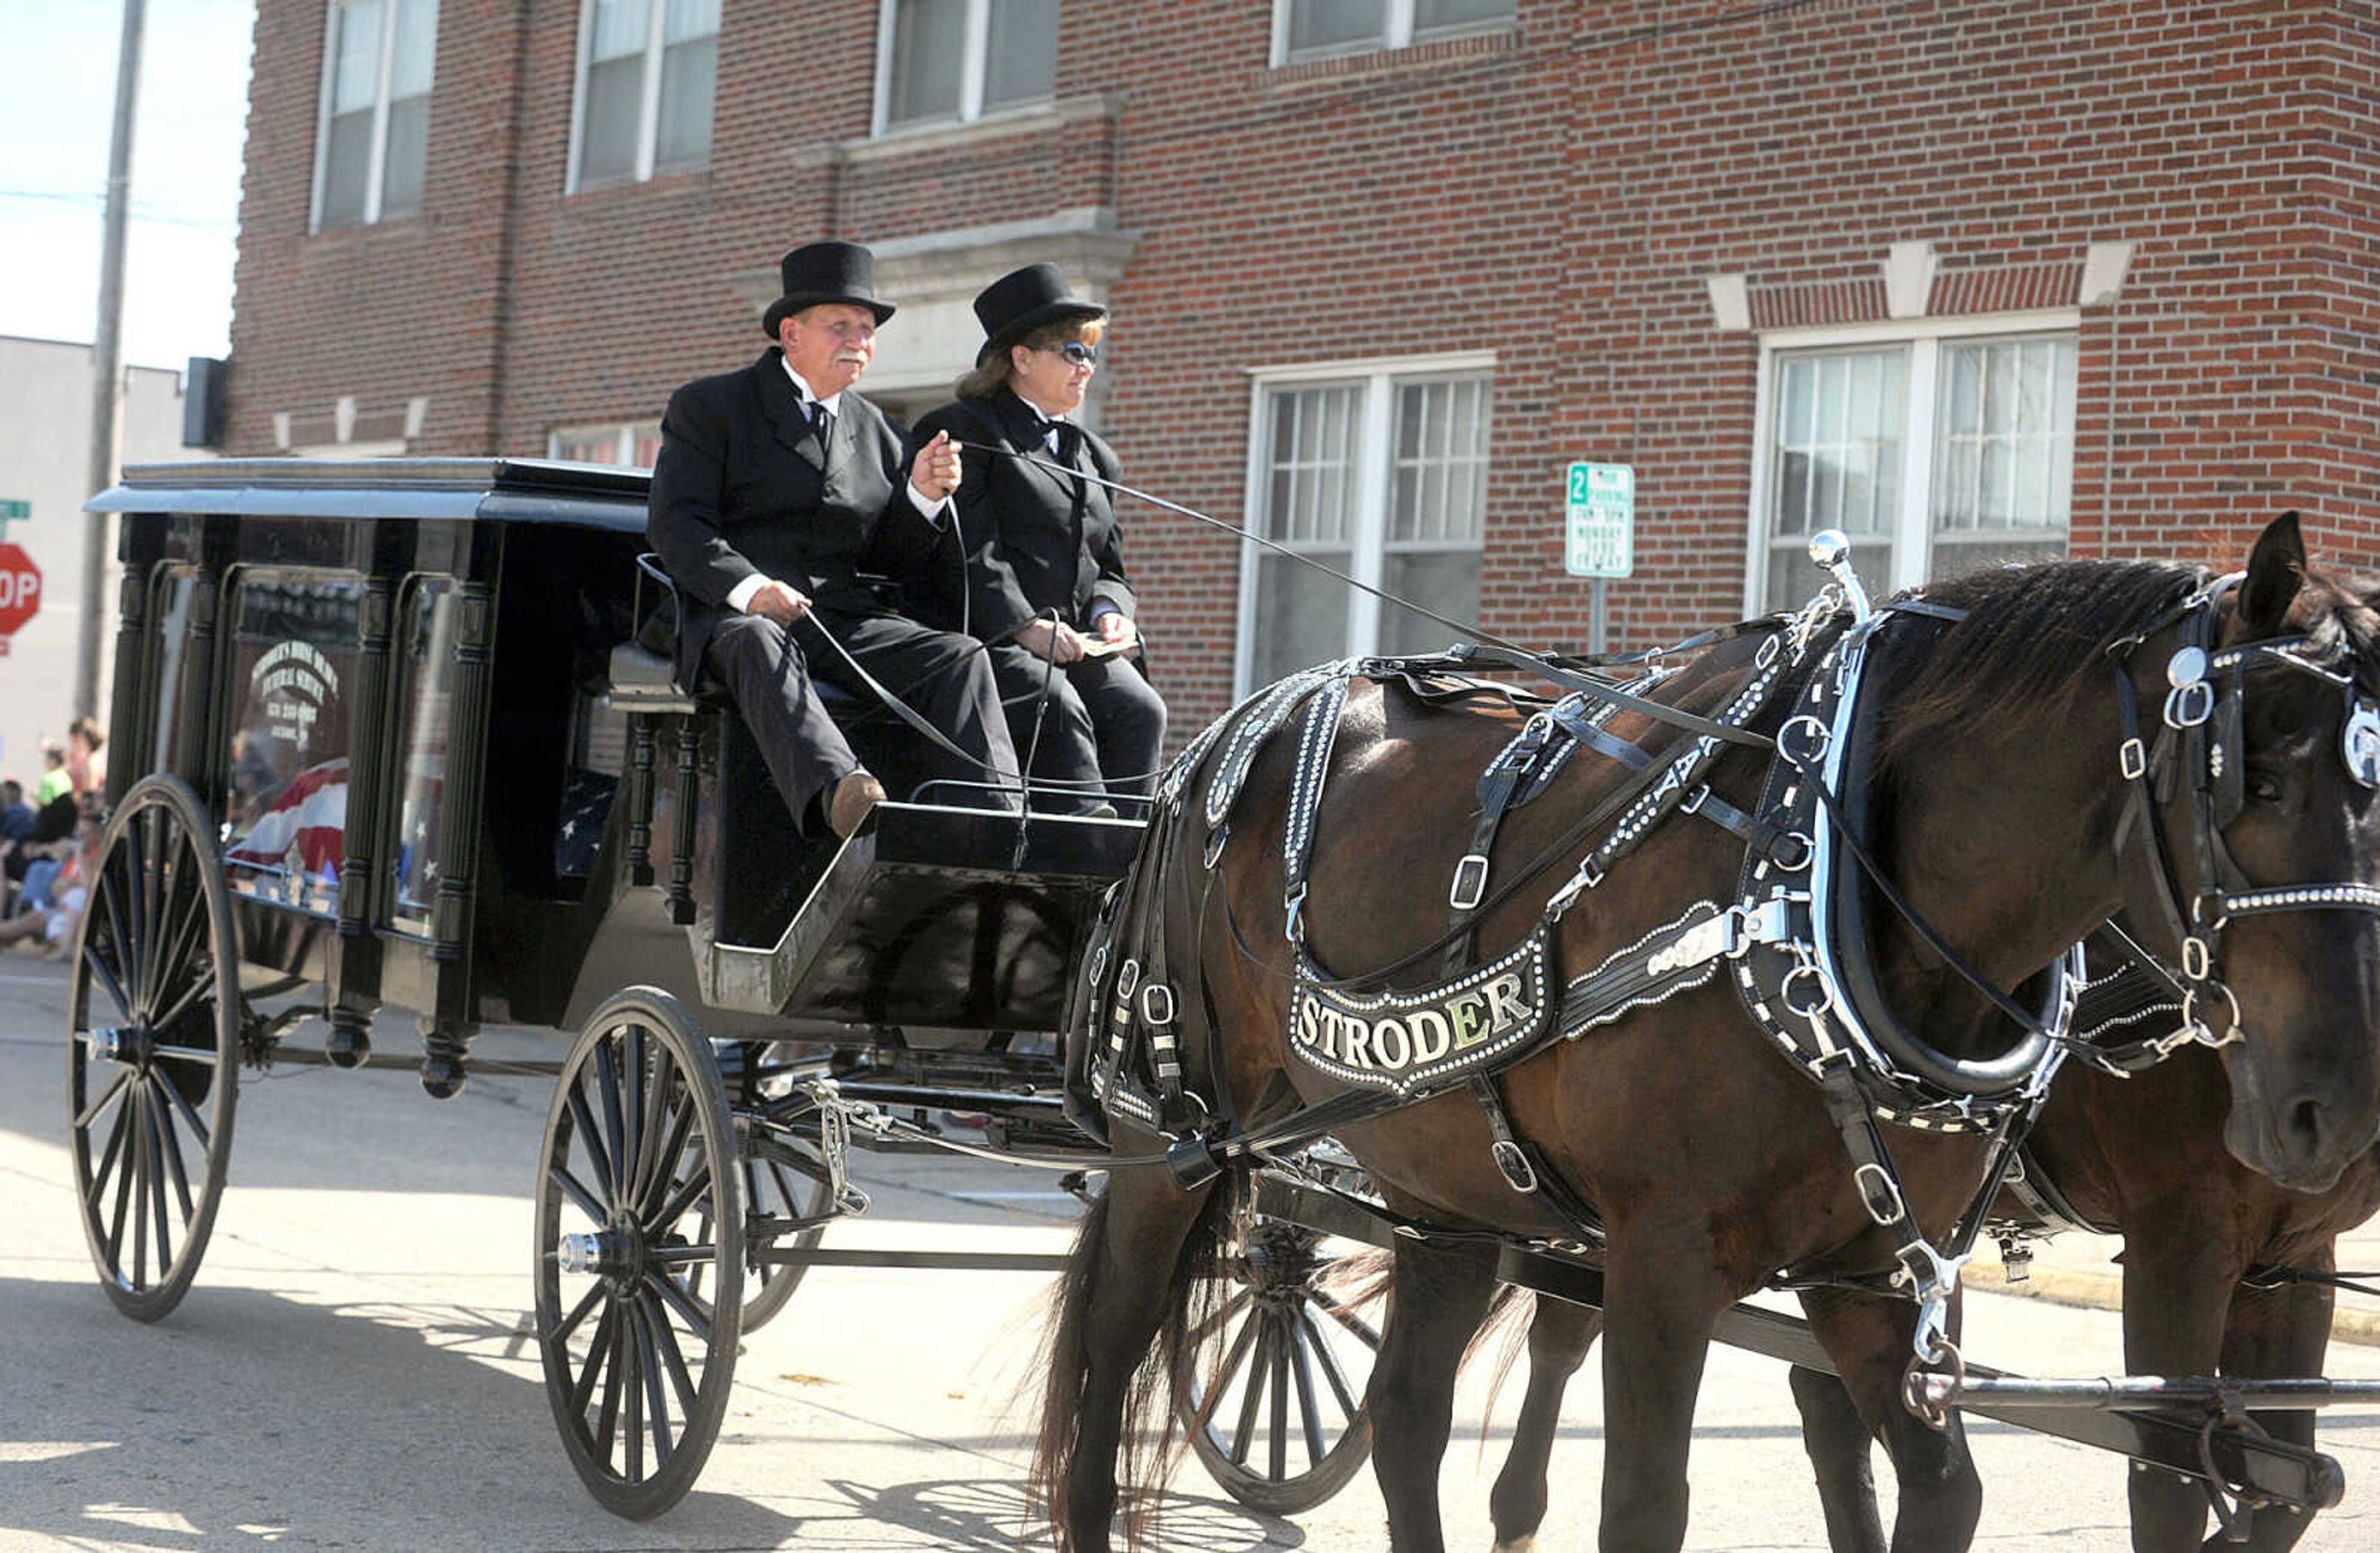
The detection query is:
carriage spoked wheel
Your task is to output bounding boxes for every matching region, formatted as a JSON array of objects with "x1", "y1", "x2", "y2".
[
  {"x1": 1179, "y1": 1207, "x2": 1383, "y2": 1513},
  {"x1": 684, "y1": 1111, "x2": 834, "y2": 1334},
  {"x1": 534, "y1": 988, "x2": 743, "y2": 1520},
  {"x1": 68, "y1": 776, "x2": 241, "y2": 1324}
]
